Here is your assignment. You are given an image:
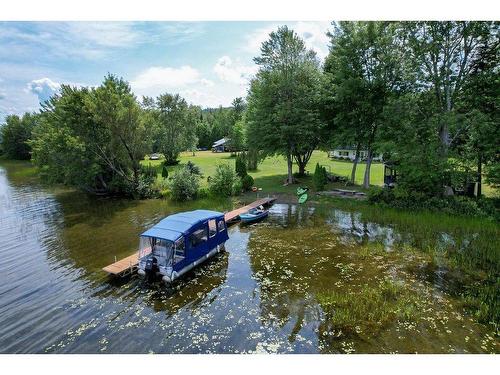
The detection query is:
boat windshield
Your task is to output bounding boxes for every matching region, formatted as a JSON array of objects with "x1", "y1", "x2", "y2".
[
  {"x1": 151, "y1": 238, "x2": 173, "y2": 258},
  {"x1": 138, "y1": 236, "x2": 174, "y2": 266}
]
